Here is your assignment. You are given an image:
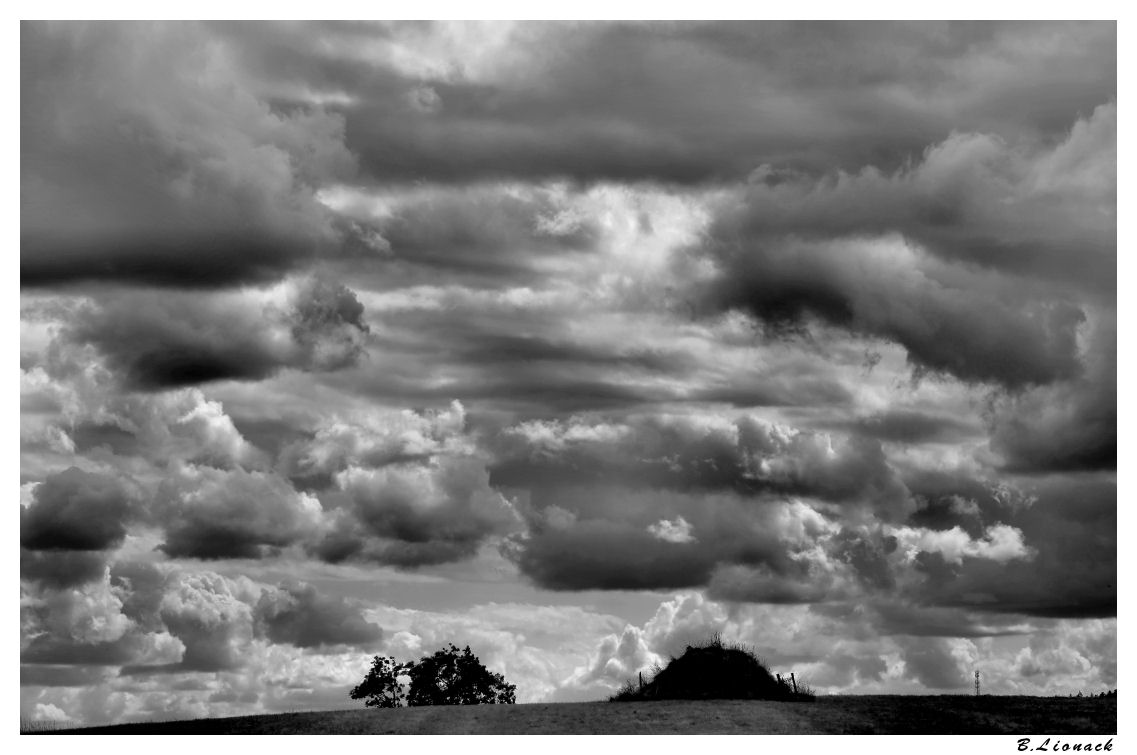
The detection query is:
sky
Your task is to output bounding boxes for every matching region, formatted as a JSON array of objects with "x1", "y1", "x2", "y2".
[{"x1": 18, "y1": 20, "x2": 1117, "y2": 727}]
